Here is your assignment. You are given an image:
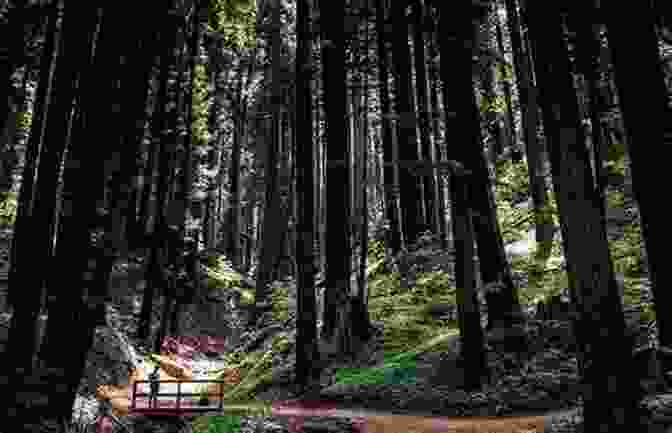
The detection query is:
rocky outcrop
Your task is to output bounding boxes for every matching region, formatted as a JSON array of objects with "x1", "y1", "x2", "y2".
[{"x1": 81, "y1": 325, "x2": 143, "y2": 396}]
